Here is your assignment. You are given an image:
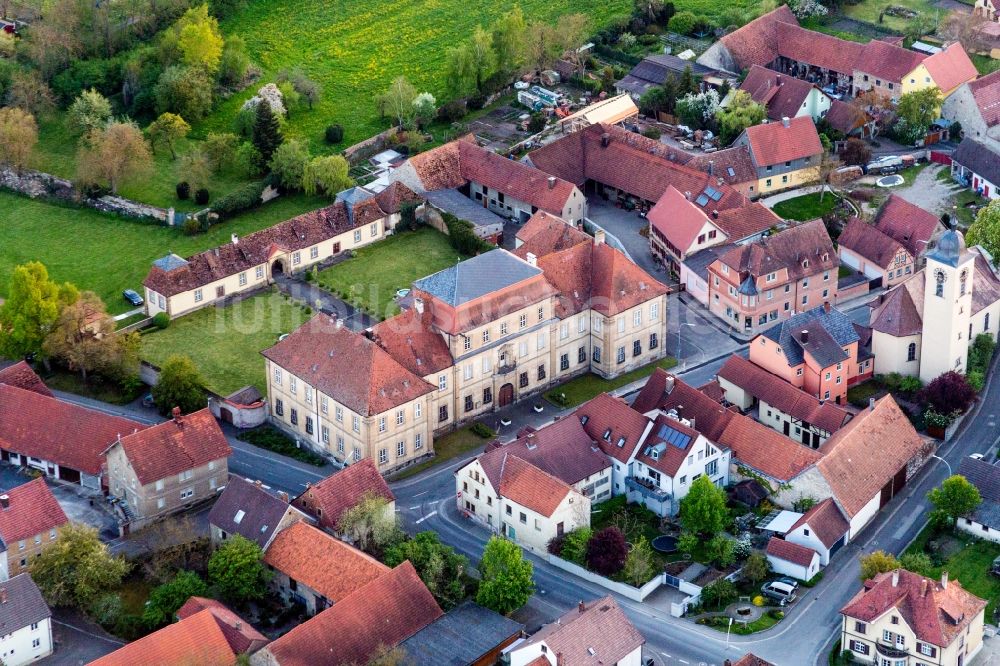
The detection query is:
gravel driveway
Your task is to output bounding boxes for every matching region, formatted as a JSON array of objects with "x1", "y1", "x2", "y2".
[{"x1": 892, "y1": 164, "x2": 964, "y2": 215}]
